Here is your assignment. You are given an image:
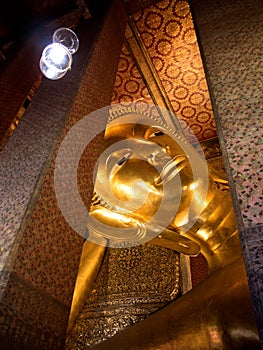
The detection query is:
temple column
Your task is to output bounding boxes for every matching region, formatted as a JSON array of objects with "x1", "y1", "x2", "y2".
[
  {"x1": 190, "y1": 0, "x2": 263, "y2": 344},
  {"x1": 0, "y1": 1, "x2": 126, "y2": 349}
]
